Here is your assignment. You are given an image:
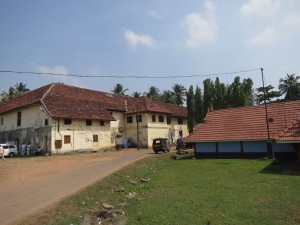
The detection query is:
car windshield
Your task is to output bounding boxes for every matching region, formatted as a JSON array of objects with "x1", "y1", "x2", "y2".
[{"x1": 154, "y1": 140, "x2": 161, "y2": 144}]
